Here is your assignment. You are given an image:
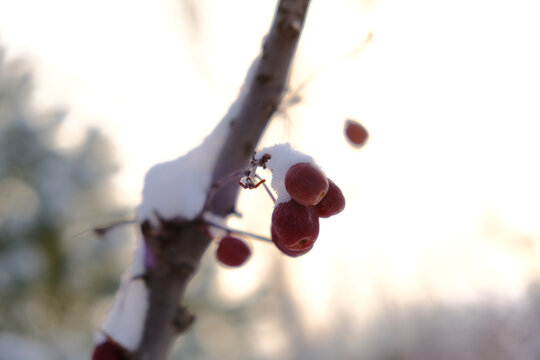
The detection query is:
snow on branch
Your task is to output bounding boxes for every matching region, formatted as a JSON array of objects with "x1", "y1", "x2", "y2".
[
  {"x1": 93, "y1": 1, "x2": 311, "y2": 359},
  {"x1": 135, "y1": 58, "x2": 262, "y2": 225}
]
